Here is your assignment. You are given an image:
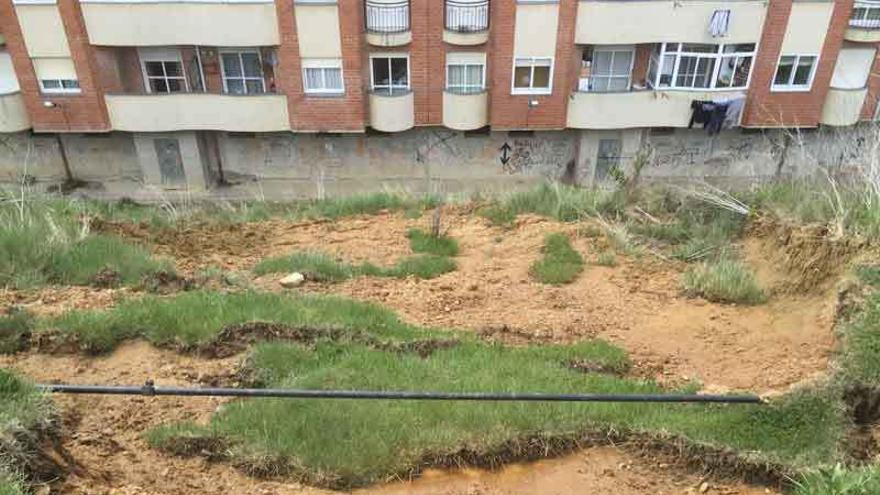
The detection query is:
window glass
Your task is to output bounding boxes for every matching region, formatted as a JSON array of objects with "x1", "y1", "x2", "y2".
[
  {"x1": 372, "y1": 58, "x2": 390, "y2": 86},
  {"x1": 371, "y1": 56, "x2": 409, "y2": 95},
  {"x1": 774, "y1": 56, "x2": 795, "y2": 86},
  {"x1": 220, "y1": 51, "x2": 265, "y2": 94},
  {"x1": 650, "y1": 42, "x2": 753, "y2": 89},
  {"x1": 793, "y1": 56, "x2": 816, "y2": 86},
  {"x1": 222, "y1": 54, "x2": 242, "y2": 78},
  {"x1": 391, "y1": 57, "x2": 408, "y2": 86},
  {"x1": 242, "y1": 53, "x2": 262, "y2": 78},
  {"x1": 514, "y1": 66, "x2": 531, "y2": 88},
  {"x1": 532, "y1": 66, "x2": 551, "y2": 88}
]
